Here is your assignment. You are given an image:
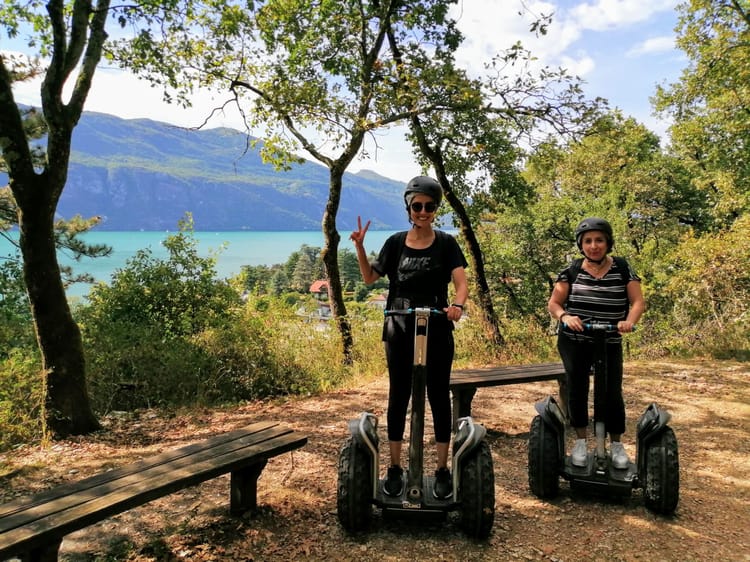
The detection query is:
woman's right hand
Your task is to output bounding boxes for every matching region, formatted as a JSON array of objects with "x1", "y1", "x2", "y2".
[
  {"x1": 563, "y1": 314, "x2": 583, "y2": 332},
  {"x1": 350, "y1": 216, "x2": 371, "y2": 247}
]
